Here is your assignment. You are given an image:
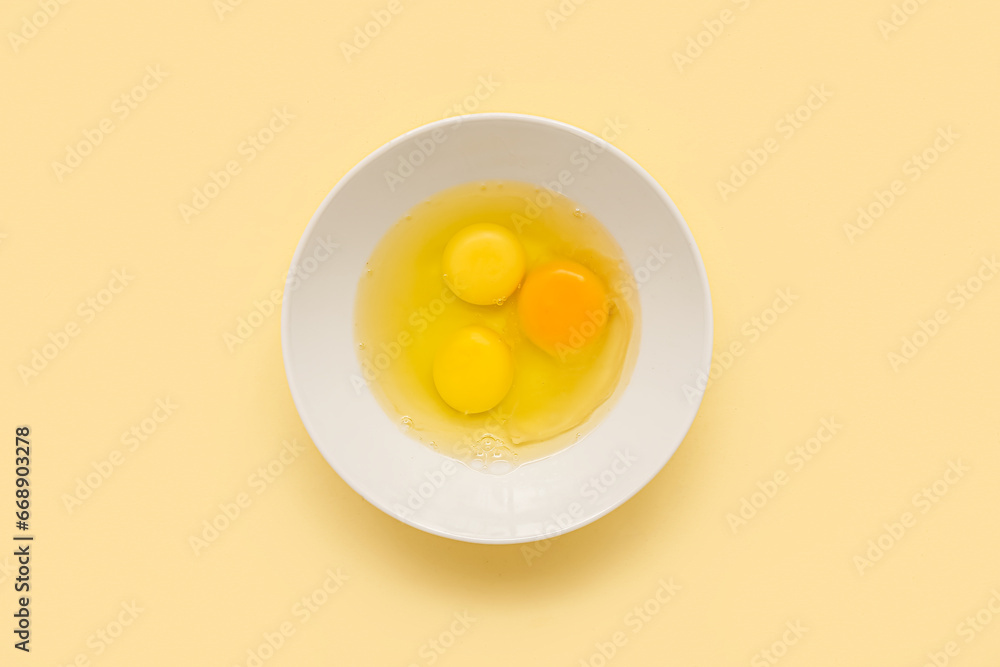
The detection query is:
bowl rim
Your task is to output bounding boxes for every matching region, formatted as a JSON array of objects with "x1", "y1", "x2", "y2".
[{"x1": 280, "y1": 112, "x2": 714, "y2": 544}]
